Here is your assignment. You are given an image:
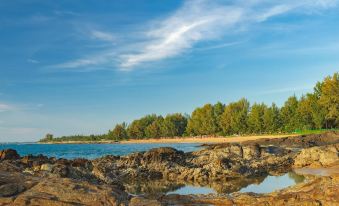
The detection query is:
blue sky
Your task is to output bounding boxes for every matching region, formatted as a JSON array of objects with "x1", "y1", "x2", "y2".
[{"x1": 0, "y1": 0, "x2": 338, "y2": 142}]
